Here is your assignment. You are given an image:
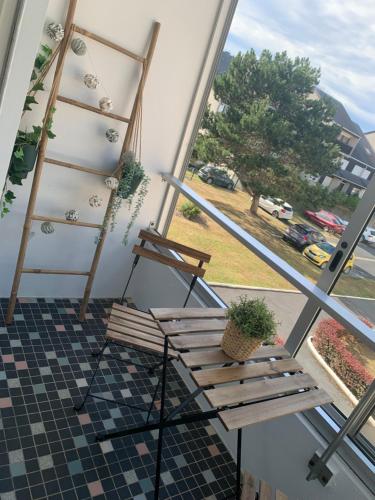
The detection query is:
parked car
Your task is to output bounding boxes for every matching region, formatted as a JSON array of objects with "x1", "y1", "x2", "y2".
[
  {"x1": 362, "y1": 227, "x2": 375, "y2": 245},
  {"x1": 258, "y1": 195, "x2": 293, "y2": 220},
  {"x1": 304, "y1": 210, "x2": 346, "y2": 234},
  {"x1": 303, "y1": 242, "x2": 355, "y2": 273},
  {"x1": 283, "y1": 223, "x2": 326, "y2": 250},
  {"x1": 198, "y1": 165, "x2": 234, "y2": 190}
]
